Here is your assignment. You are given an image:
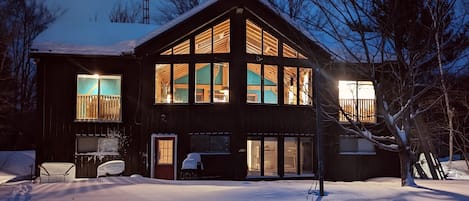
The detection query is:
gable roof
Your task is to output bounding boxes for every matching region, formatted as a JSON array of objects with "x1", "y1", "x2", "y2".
[{"x1": 32, "y1": 0, "x2": 331, "y2": 60}]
